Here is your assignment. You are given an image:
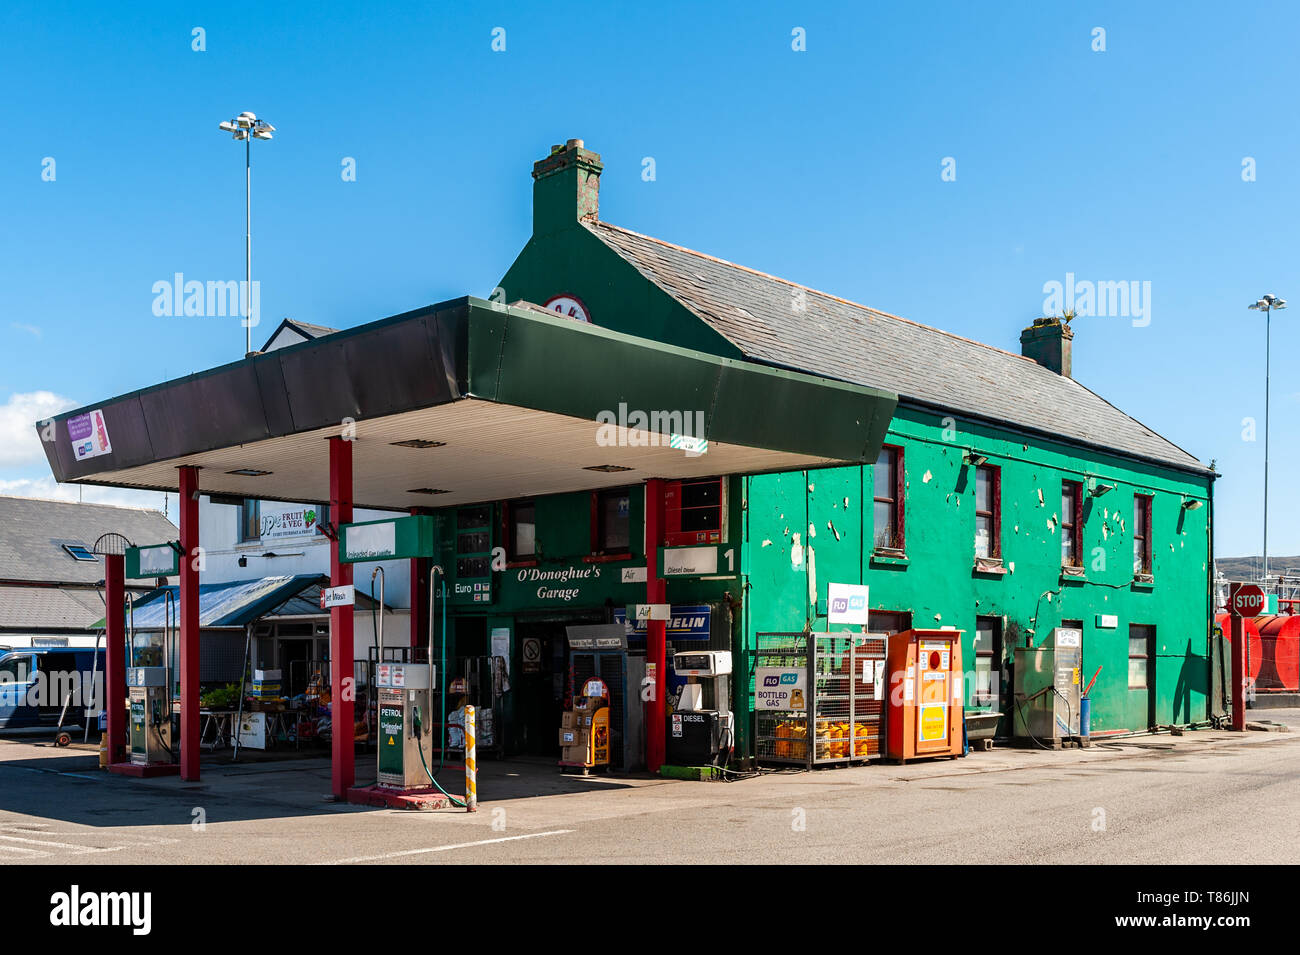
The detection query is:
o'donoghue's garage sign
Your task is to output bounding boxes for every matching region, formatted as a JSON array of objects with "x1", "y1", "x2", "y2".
[{"x1": 755, "y1": 666, "x2": 807, "y2": 710}]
